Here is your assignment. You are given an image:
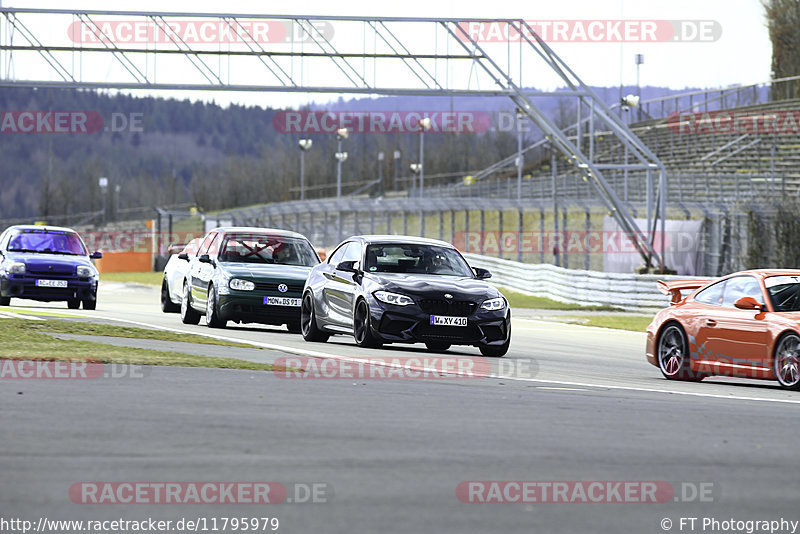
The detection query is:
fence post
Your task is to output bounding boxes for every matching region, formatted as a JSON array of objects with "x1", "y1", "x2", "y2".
[
  {"x1": 539, "y1": 207, "x2": 545, "y2": 264},
  {"x1": 370, "y1": 208, "x2": 375, "y2": 235},
  {"x1": 497, "y1": 210, "x2": 503, "y2": 258},
  {"x1": 479, "y1": 210, "x2": 485, "y2": 256},
  {"x1": 337, "y1": 209, "x2": 342, "y2": 244},
  {"x1": 562, "y1": 206, "x2": 568, "y2": 269},
  {"x1": 517, "y1": 208, "x2": 523, "y2": 263},
  {"x1": 322, "y1": 211, "x2": 328, "y2": 247},
  {"x1": 464, "y1": 210, "x2": 470, "y2": 252},
  {"x1": 585, "y1": 206, "x2": 591, "y2": 271}
]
